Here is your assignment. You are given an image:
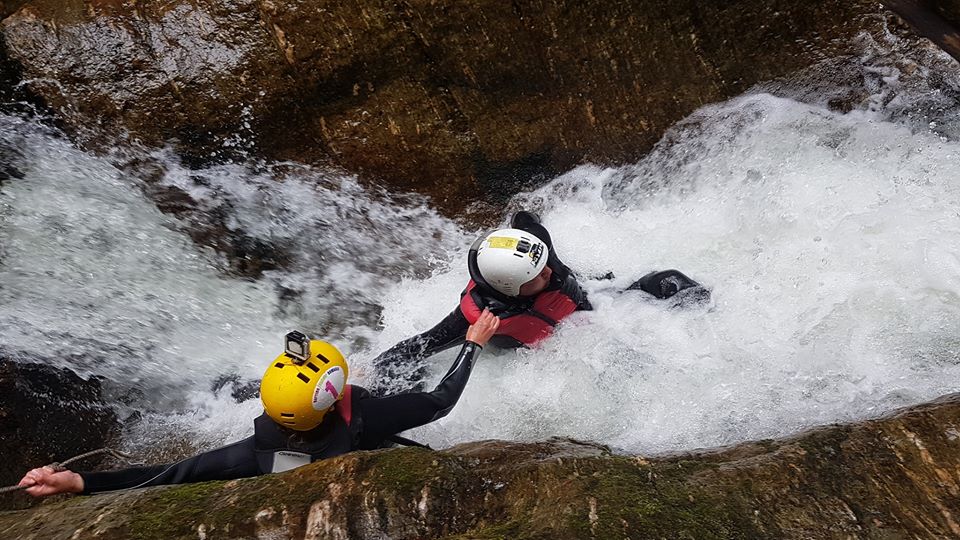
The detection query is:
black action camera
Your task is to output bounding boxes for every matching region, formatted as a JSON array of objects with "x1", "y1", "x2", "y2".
[{"x1": 284, "y1": 331, "x2": 310, "y2": 364}]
